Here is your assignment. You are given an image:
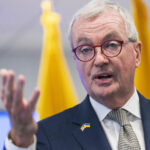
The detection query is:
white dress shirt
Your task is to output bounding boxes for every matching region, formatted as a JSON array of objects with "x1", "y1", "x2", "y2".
[
  {"x1": 5, "y1": 90, "x2": 145, "y2": 150},
  {"x1": 90, "y1": 90, "x2": 145, "y2": 150},
  {"x1": 5, "y1": 135, "x2": 36, "y2": 150}
]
